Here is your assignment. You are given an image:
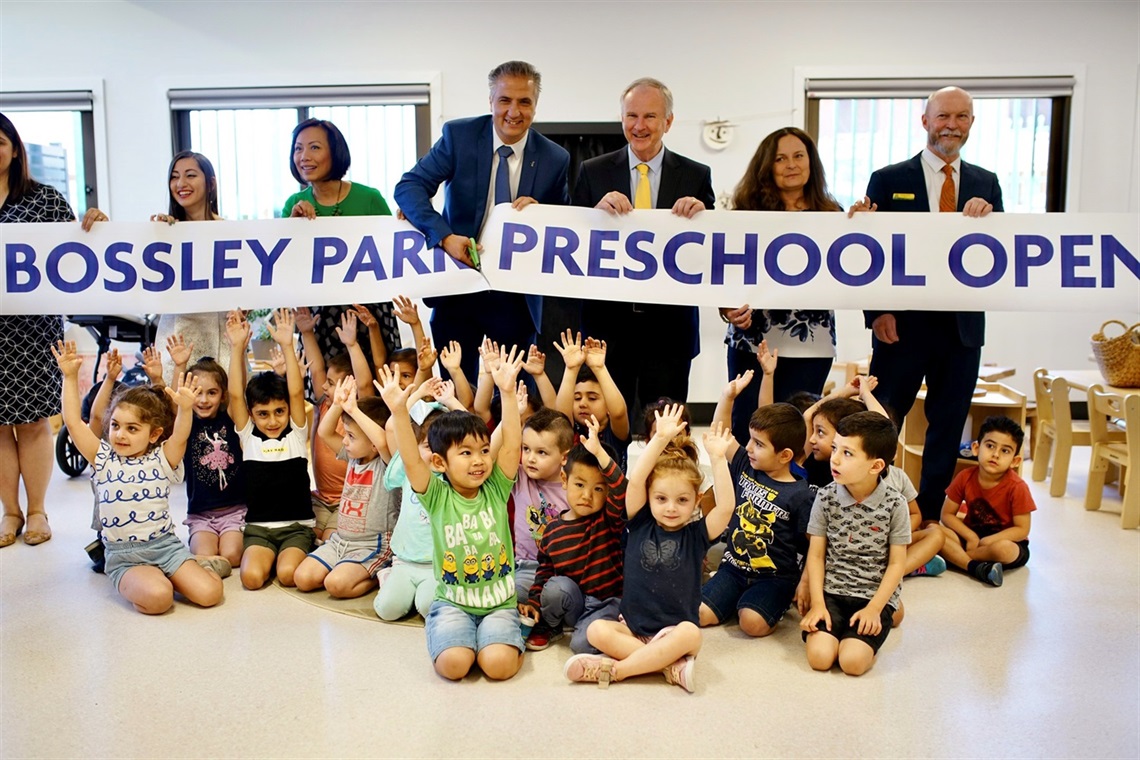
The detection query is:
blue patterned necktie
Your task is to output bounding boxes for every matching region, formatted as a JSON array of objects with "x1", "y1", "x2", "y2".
[{"x1": 494, "y1": 144, "x2": 514, "y2": 205}]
